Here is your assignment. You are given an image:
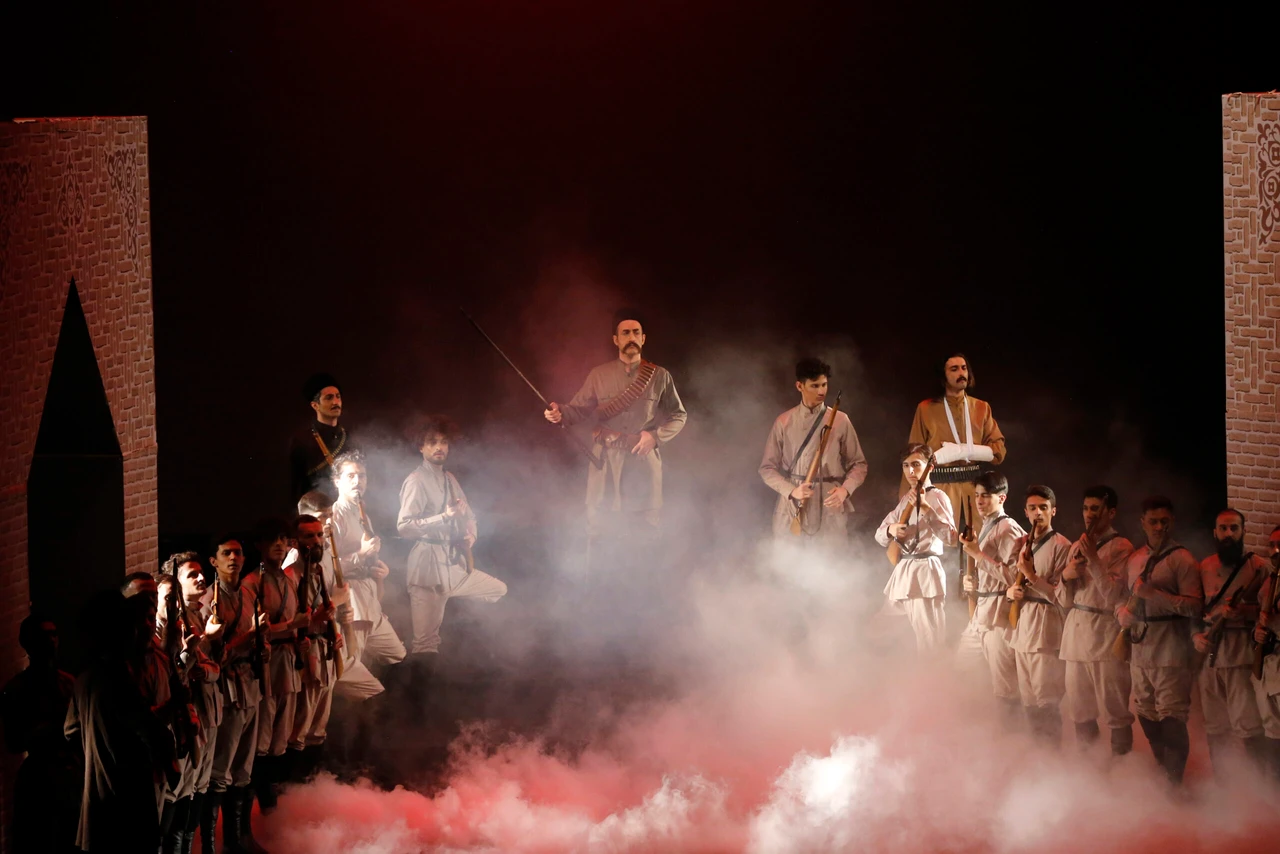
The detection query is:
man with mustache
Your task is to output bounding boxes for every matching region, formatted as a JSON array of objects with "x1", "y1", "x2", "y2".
[
  {"x1": 1193, "y1": 508, "x2": 1270, "y2": 776},
  {"x1": 543, "y1": 310, "x2": 688, "y2": 569},
  {"x1": 1055, "y1": 486, "x2": 1136, "y2": 756},
  {"x1": 903, "y1": 354, "x2": 1006, "y2": 523},
  {"x1": 289, "y1": 372, "x2": 353, "y2": 502},
  {"x1": 759, "y1": 357, "x2": 868, "y2": 542},
  {"x1": 1116, "y1": 496, "x2": 1202, "y2": 785}
]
